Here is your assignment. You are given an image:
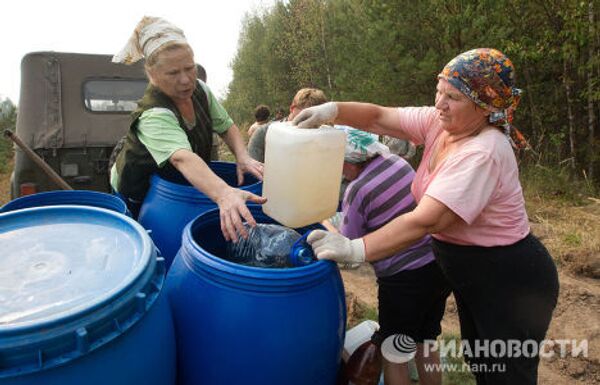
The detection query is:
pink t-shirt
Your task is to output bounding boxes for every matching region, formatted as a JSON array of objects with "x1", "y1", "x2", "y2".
[{"x1": 396, "y1": 107, "x2": 530, "y2": 246}]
